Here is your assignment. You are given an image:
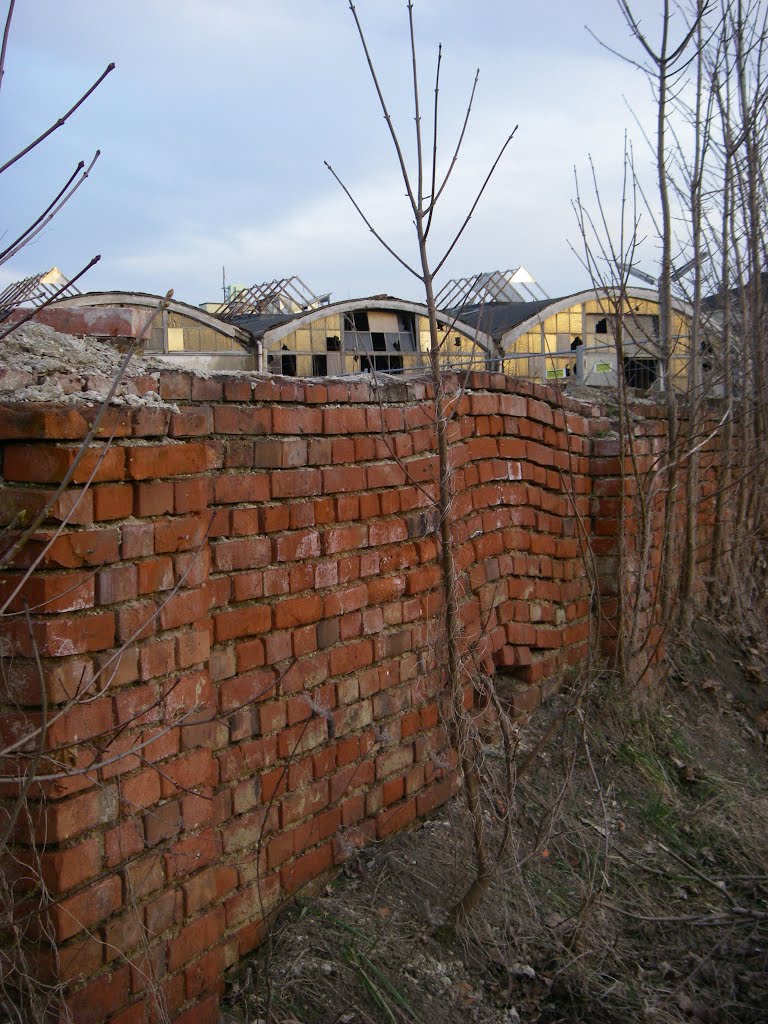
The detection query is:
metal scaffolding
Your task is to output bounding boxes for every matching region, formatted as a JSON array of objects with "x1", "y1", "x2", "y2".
[
  {"x1": 0, "y1": 267, "x2": 81, "y2": 316},
  {"x1": 435, "y1": 267, "x2": 549, "y2": 309},
  {"x1": 216, "y1": 276, "x2": 330, "y2": 321}
]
